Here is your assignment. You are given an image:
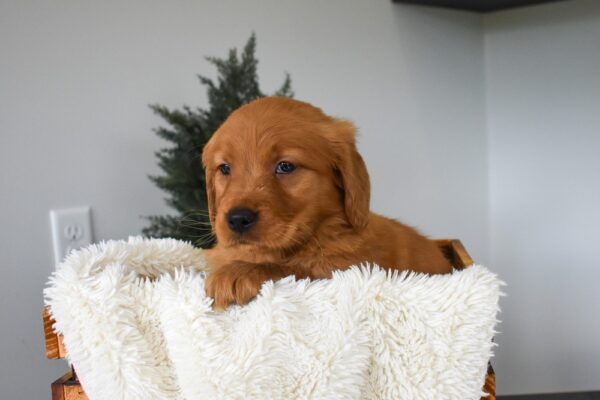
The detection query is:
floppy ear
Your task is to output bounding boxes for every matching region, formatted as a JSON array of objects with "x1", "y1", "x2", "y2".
[
  {"x1": 332, "y1": 121, "x2": 371, "y2": 230},
  {"x1": 201, "y1": 147, "x2": 216, "y2": 227}
]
